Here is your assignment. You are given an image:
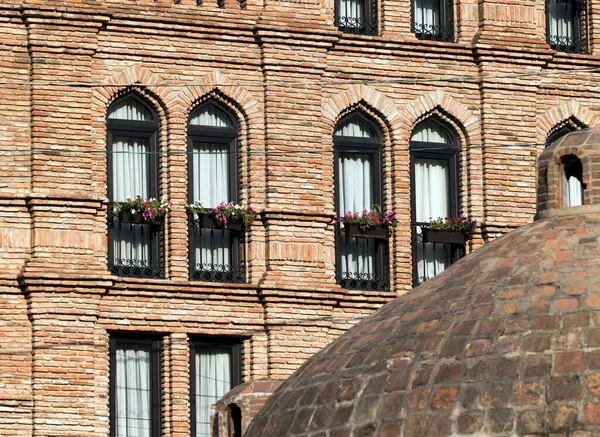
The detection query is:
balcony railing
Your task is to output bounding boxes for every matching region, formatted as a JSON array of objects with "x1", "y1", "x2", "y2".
[
  {"x1": 189, "y1": 216, "x2": 246, "y2": 283},
  {"x1": 336, "y1": 15, "x2": 378, "y2": 35},
  {"x1": 413, "y1": 23, "x2": 454, "y2": 42},
  {"x1": 546, "y1": 0, "x2": 587, "y2": 54},
  {"x1": 108, "y1": 210, "x2": 164, "y2": 279},
  {"x1": 336, "y1": 225, "x2": 390, "y2": 291},
  {"x1": 412, "y1": 223, "x2": 464, "y2": 287}
]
